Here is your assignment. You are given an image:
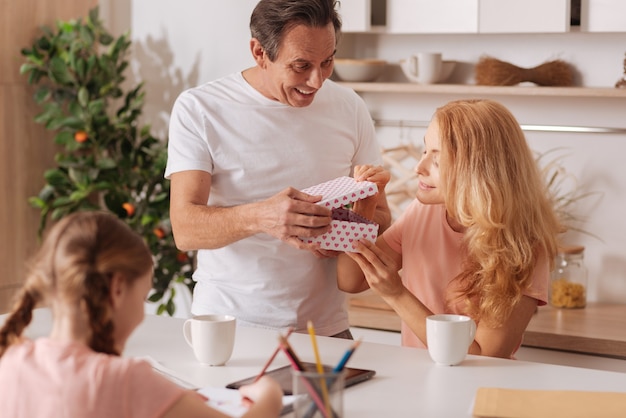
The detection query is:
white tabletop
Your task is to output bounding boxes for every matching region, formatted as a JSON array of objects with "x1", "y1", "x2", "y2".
[{"x1": 14, "y1": 309, "x2": 626, "y2": 417}]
